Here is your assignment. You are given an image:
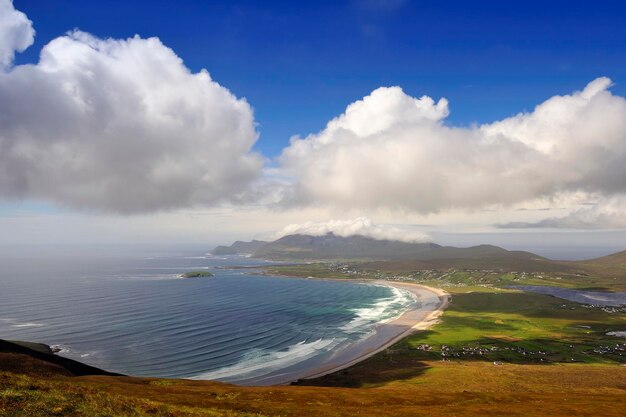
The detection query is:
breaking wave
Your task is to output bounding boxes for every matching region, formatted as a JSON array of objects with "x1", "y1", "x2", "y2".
[
  {"x1": 340, "y1": 285, "x2": 416, "y2": 333},
  {"x1": 190, "y1": 338, "x2": 339, "y2": 382}
]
